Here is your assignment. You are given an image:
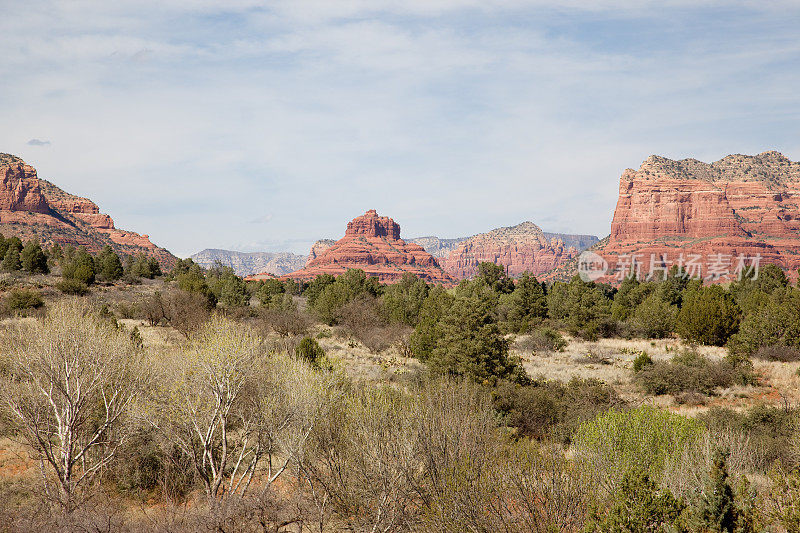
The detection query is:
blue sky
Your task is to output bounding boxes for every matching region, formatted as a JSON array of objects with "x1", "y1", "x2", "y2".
[{"x1": 2, "y1": 0, "x2": 799, "y2": 257}]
